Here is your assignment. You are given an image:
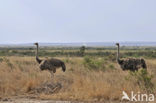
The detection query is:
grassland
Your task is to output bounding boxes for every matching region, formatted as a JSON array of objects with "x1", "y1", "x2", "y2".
[{"x1": 0, "y1": 46, "x2": 156, "y2": 102}]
